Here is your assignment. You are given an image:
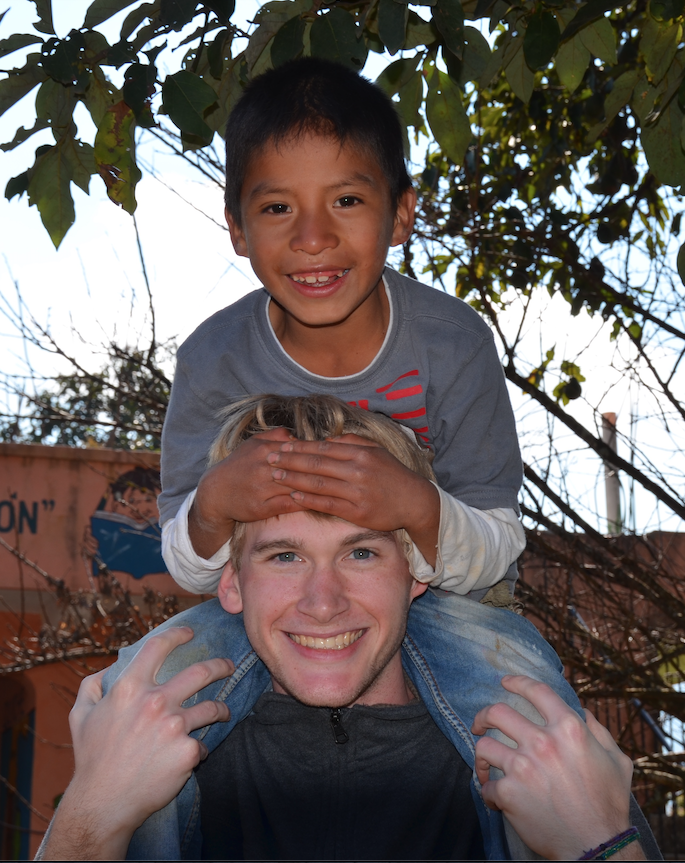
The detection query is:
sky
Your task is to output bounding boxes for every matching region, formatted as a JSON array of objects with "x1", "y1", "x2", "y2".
[{"x1": 0, "y1": 0, "x2": 682, "y2": 535}]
